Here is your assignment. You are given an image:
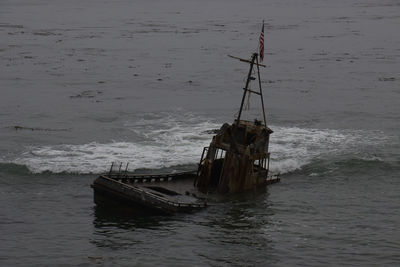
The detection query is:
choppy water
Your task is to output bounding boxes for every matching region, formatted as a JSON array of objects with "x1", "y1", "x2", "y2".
[{"x1": 1, "y1": 0, "x2": 399, "y2": 266}]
